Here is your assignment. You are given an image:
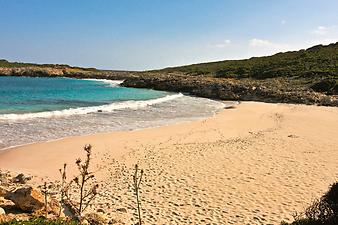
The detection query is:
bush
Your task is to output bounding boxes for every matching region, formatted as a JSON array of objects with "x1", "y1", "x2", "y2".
[
  {"x1": 311, "y1": 79, "x2": 338, "y2": 94},
  {"x1": 283, "y1": 182, "x2": 338, "y2": 225},
  {"x1": 162, "y1": 42, "x2": 338, "y2": 81}
]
